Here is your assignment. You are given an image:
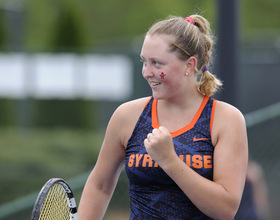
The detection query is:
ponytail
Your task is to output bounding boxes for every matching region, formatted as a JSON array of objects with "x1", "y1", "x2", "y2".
[{"x1": 197, "y1": 69, "x2": 222, "y2": 96}]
